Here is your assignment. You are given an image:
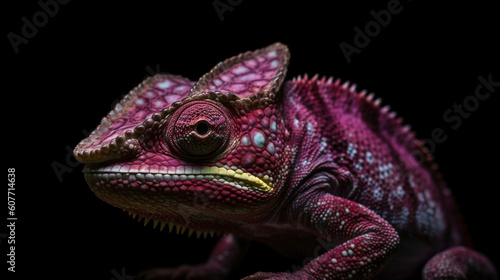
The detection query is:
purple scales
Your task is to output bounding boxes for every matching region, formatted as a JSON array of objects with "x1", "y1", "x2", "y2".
[{"x1": 74, "y1": 43, "x2": 497, "y2": 280}]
